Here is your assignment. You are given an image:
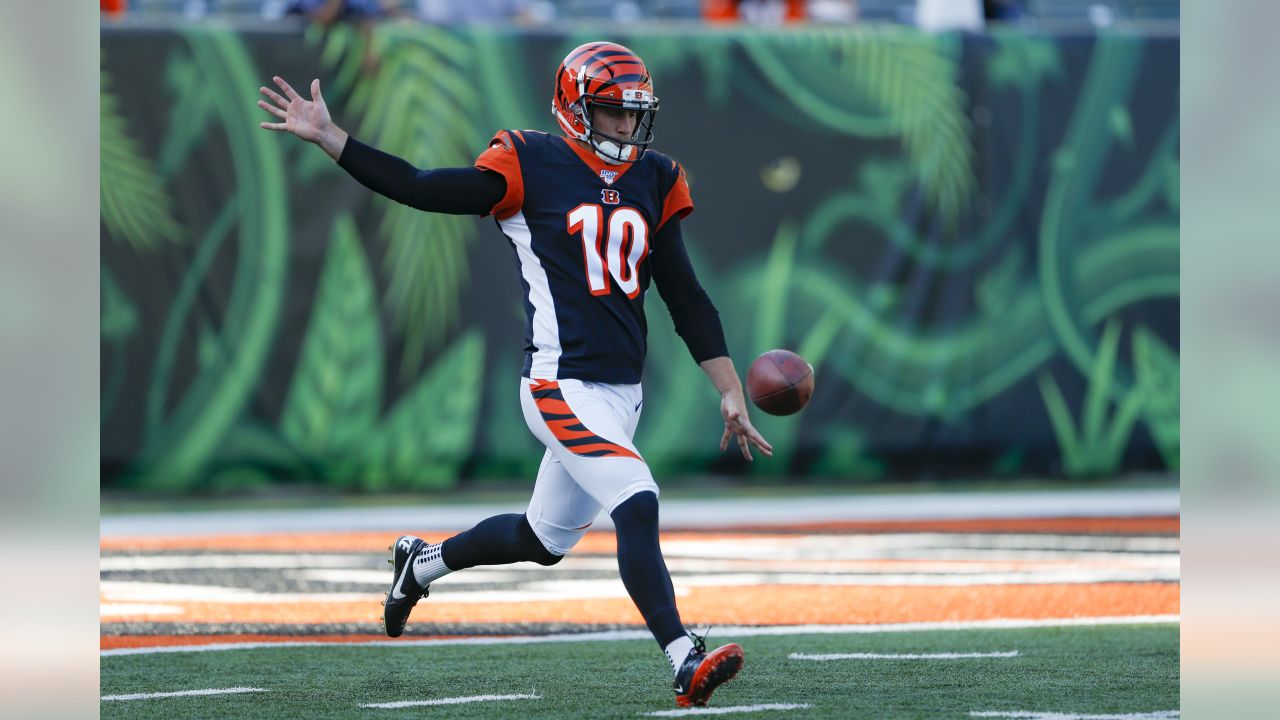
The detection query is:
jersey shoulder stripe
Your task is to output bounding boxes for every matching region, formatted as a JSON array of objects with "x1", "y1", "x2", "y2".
[
  {"x1": 644, "y1": 150, "x2": 694, "y2": 228},
  {"x1": 475, "y1": 129, "x2": 545, "y2": 219}
]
